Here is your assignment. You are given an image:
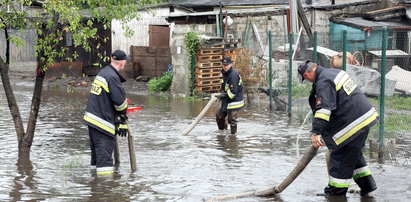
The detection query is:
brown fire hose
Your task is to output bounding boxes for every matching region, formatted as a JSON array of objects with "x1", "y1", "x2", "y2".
[
  {"x1": 114, "y1": 121, "x2": 137, "y2": 170},
  {"x1": 182, "y1": 93, "x2": 222, "y2": 136},
  {"x1": 206, "y1": 146, "x2": 318, "y2": 201}
]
